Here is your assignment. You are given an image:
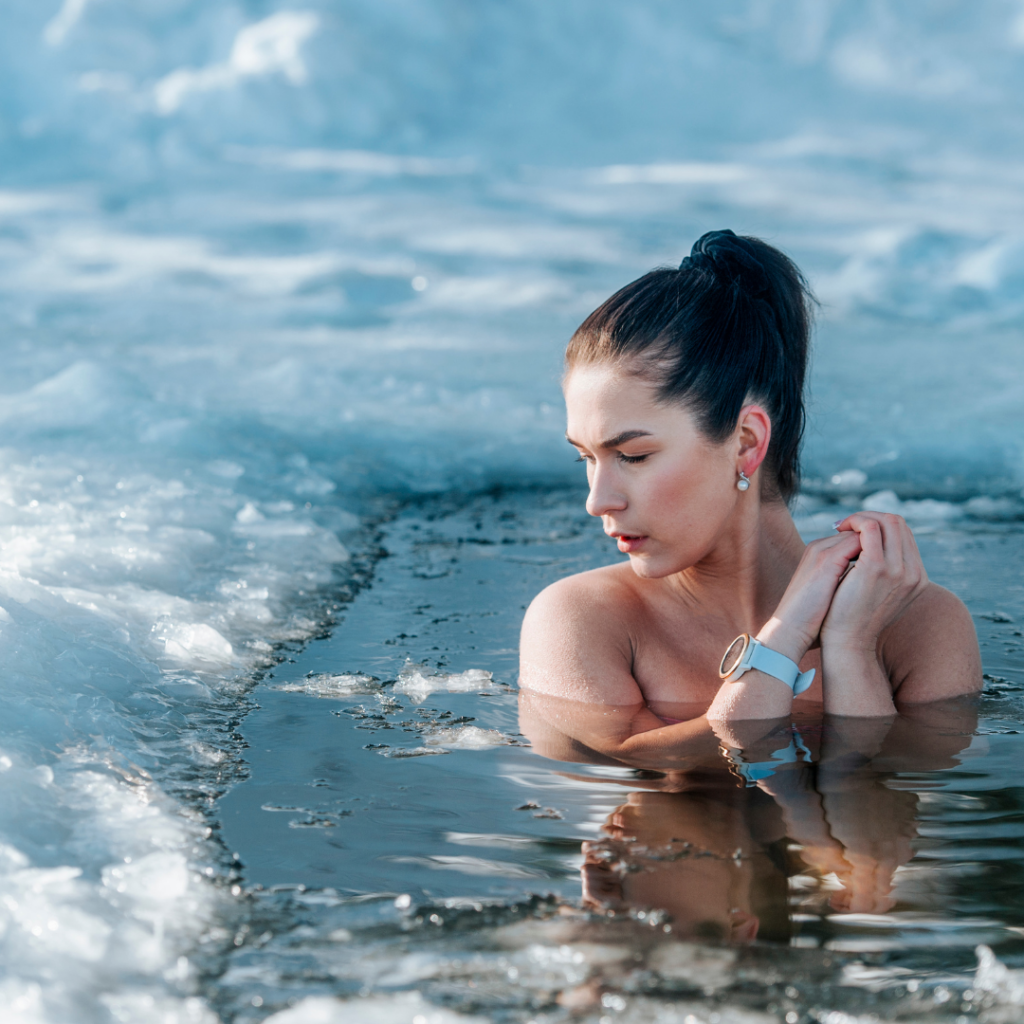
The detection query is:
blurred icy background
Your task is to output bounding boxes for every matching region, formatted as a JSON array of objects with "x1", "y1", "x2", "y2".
[{"x1": 1, "y1": 1, "x2": 1024, "y2": 1018}]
